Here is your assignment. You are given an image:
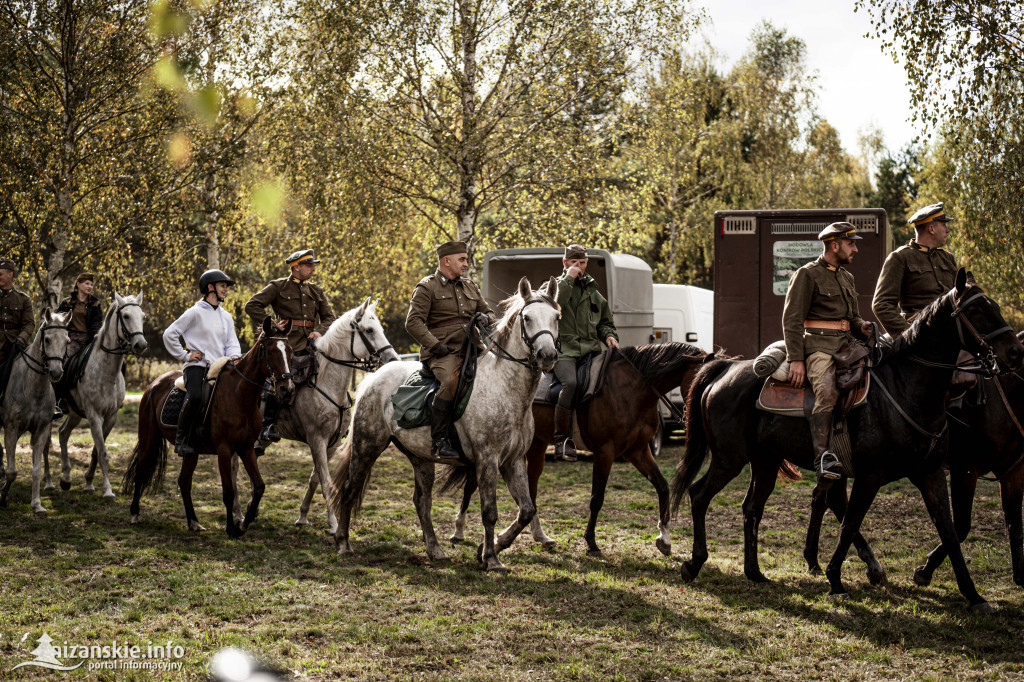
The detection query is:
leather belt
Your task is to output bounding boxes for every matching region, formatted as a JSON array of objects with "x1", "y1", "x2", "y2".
[
  {"x1": 282, "y1": 319, "x2": 315, "y2": 328},
  {"x1": 0, "y1": 323, "x2": 23, "y2": 330},
  {"x1": 429, "y1": 319, "x2": 466, "y2": 331},
  {"x1": 804, "y1": 319, "x2": 850, "y2": 331}
]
